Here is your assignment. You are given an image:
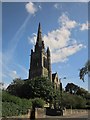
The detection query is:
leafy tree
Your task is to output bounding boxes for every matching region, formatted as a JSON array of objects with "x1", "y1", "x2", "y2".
[
  {"x1": 76, "y1": 88, "x2": 88, "y2": 97},
  {"x1": 79, "y1": 60, "x2": 90, "y2": 81},
  {"x1": 84, "y1": 92, "x2": 90, "y2": 109},
  {"x1": 62, "y1": 92, "x2": 86, "y2": 109},
  {"x1": 7, "y1": 77, "x2": 55, "y2": 103},
  {"x1": 75, "y1": 95, "x2": 86, "y2": 109},
  {"x1": 32, "y1": 98, "x2": 45, "y2": 108},
  {"x1": 6, "y1": 78, "x2": 25, "y2": 97},
  {"x1": 65, "y1": 83, "x2": 89, "y2": 99},
  {"x1": 65, "y1": 83, "x2": 79, "y2": 94},
  {"x1": 62, "y1": 92, "x2": 75, "y2": 108},
  {"x1": 22, "y1": 77, "x2": 55, "y2": 103}
]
